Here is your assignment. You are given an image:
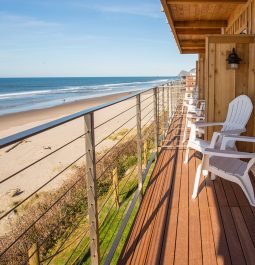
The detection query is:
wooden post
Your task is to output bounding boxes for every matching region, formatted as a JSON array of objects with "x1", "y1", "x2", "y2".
[
  {"x1": 136, "y1": 95, "x2": 143, "y2": 201},
  {"x1": 84, "y1": 113, "x2": 100, "y2": 265},
  {"x1": 28, "y1": 243, "x2": 40, "y2": 265},
  {"x1": 112, "y1": 168, "x2": 120, "y2": 208},
  {"x1": 153, "y1": 88, "x2": 159, "y2": 157},
  {"x1": 143, "y1": 140, "x2": 148, "y2": 167}
]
